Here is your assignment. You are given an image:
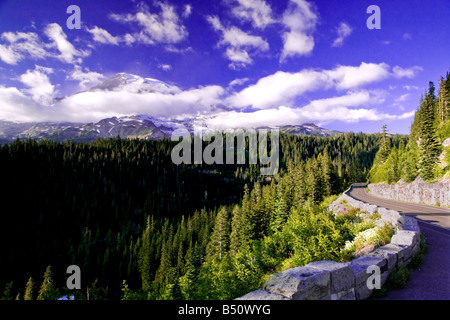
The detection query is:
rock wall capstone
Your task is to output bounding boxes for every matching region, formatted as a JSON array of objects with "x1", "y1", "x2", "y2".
[
  {"x1": 368, "y1": 177, "x2": 450, "y2": 207},
  {"x1": 236, "y1": 185, "x2": 421, "y2": 300}
]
